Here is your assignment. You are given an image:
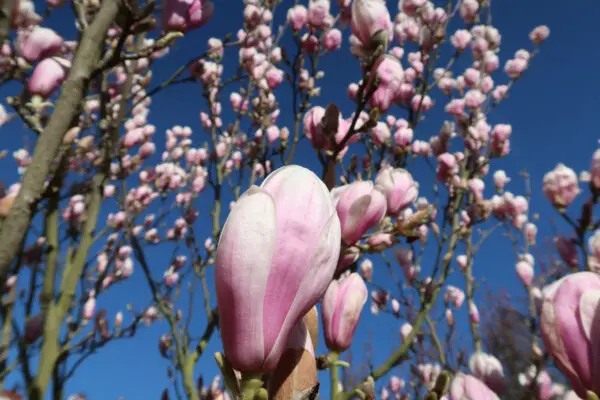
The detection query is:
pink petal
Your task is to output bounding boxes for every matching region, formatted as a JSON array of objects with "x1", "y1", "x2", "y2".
[
  {"x1": 215, "y1": 188, "x2": 276, "y2": 371},
  {"x1": 321, "y1": 279, "x2": 340, "y2": 345},
  {"x1": 579, "y1": 289, "x2": 600, "y2": 340},
  {"x1": 343, "y1": 194, "x2": 372, "y2": 241},
  {"x1": 263, "y1": 210, "x2": 341, "y2": 367}
]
